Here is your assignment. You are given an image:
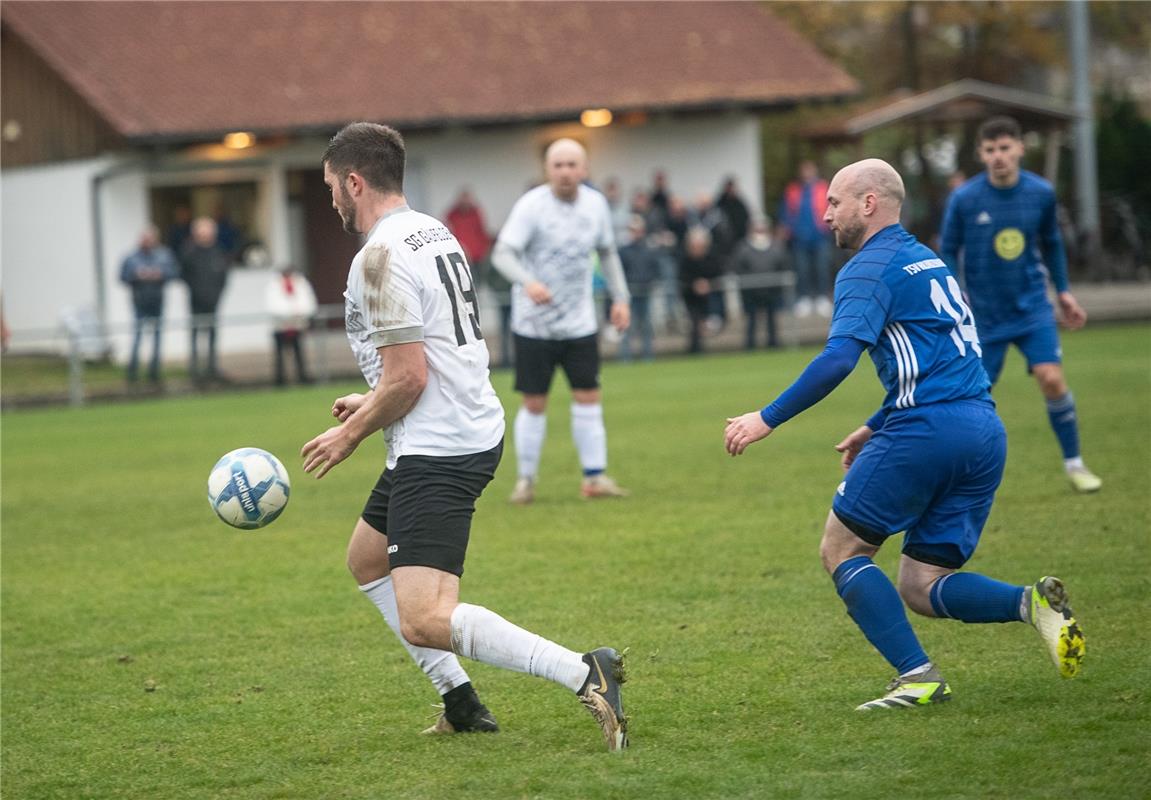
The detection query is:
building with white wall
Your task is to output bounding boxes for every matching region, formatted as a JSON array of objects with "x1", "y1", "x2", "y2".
[{"x1": 1, "y1": 1, "x2": 856, "y2": 361}]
